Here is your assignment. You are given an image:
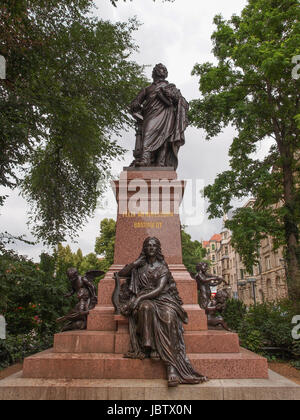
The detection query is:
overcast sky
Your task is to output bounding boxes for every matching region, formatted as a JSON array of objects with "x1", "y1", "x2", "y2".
[{"x1": 0, "y1": 0, "x2": 254, "y2": 261}]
